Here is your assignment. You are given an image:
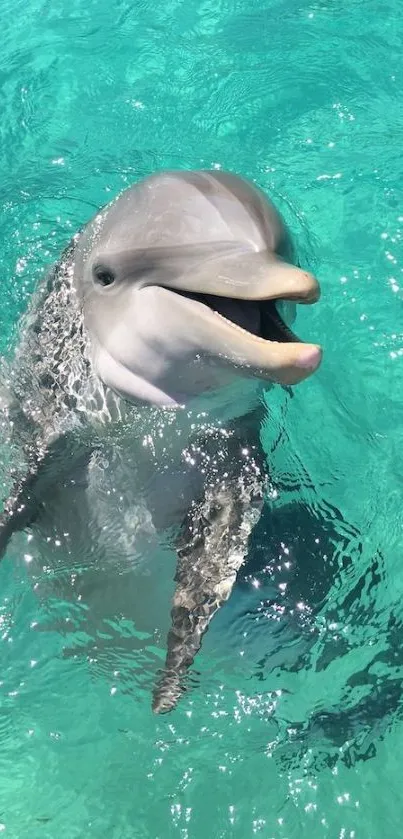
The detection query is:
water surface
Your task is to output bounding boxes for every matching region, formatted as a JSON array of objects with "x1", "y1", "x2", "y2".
[{"x1": 1, "y1": 0, "x2": 403, "y2": 835}]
